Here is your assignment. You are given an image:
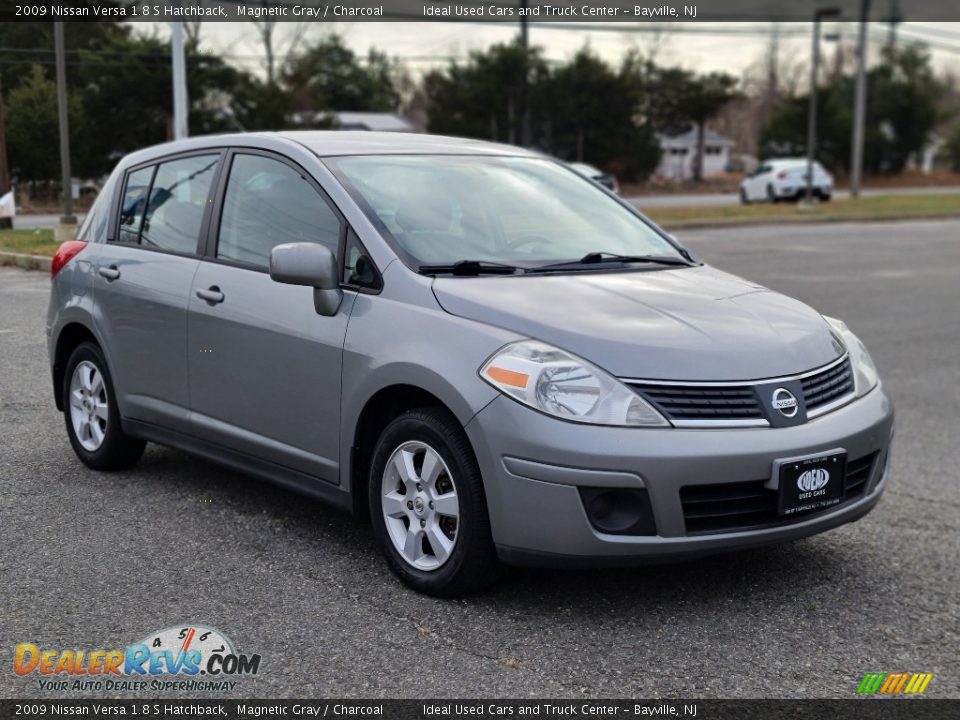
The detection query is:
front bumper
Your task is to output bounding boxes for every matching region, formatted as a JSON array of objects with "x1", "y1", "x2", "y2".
[
  {"x1": 465, "y1": 385, "x2": 894, "y2": 567},
  {"x1": 777, "y1": 183, "x2": 832, "y2": 198}
]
